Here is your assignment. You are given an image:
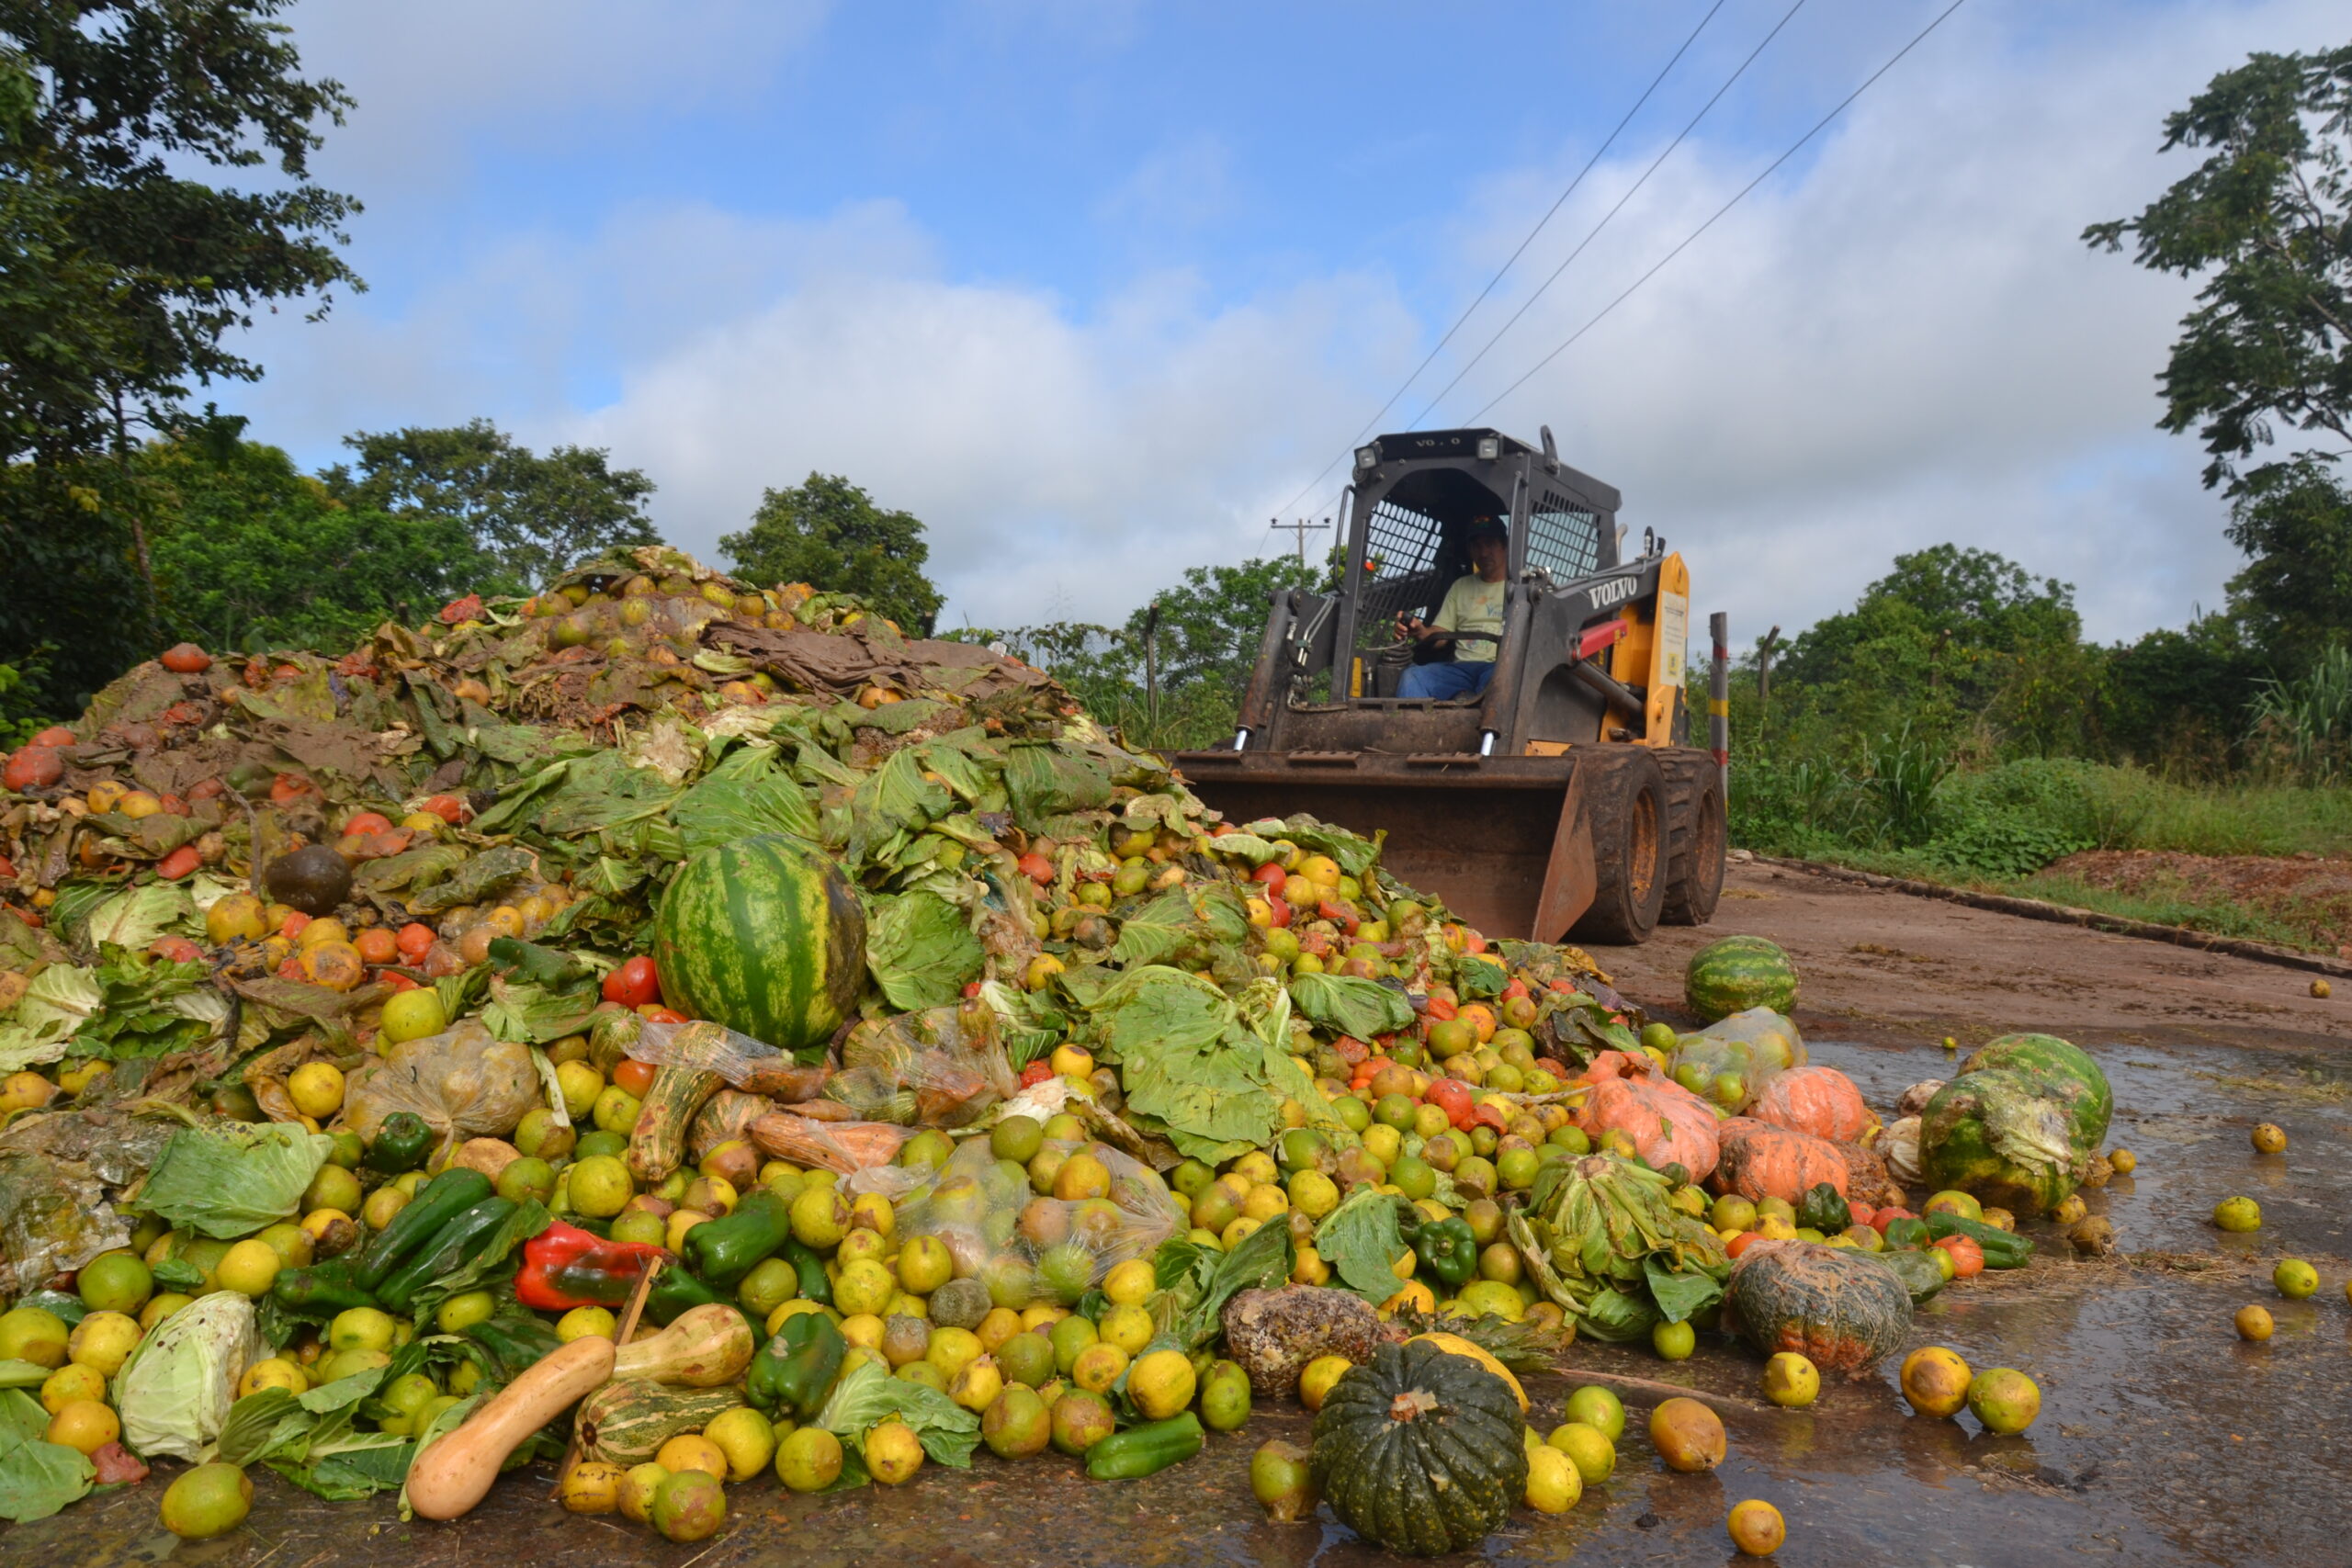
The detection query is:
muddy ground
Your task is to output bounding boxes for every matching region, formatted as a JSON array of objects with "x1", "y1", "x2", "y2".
[{"x1": 20, "y1": 861, "x2": 2351, "y2": 1568}]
